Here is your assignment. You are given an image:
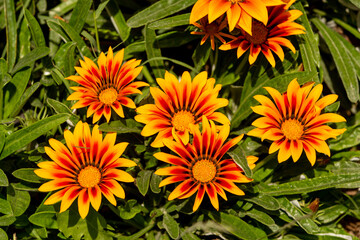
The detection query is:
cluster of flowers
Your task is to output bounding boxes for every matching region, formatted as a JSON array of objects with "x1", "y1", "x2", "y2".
[
  {"x1": 34, "y1": 1, "x2": 346, "y2": 219},
  {"x1": 190, "y1": 0, "x2": 305, "y2": 67}
]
